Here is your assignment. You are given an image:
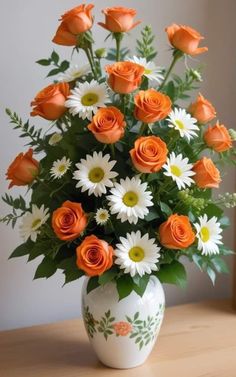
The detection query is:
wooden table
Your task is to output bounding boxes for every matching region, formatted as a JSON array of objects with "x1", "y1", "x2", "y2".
[{"x1": 0, "y1": 300, "x2": 235, "y2": 377}]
